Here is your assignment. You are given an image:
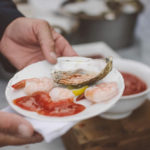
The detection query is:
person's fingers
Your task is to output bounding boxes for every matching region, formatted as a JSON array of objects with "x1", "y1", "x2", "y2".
[
  {"x1": 52, "y1": 30, "x2": 78, "y2": 57},
  {"x1": 25, "y1": 50, "x2": 45, "y2": 67},
  {"x1": 33, "y1": 20, "x2": 57, "y2": 64},
  {"x1": 0, "y1": 111, "x2": 33, "y2": 137},
  {"x1": 0, "y1": 132, "x2": 43, "y2": 147}
]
